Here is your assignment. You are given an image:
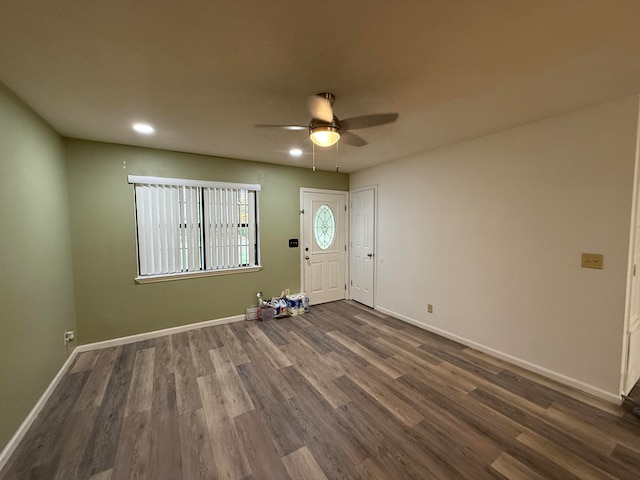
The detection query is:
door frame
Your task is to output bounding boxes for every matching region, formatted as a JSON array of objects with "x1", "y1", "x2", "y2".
[
  {"x1": 299, "y1": 188, "x2": 349, "y2": 299},
  {"x1": 621, "y1": 102, "x2": 640, "y2": 396},
  {"x1": 349, "y1": 185, "x2": 378, "y2": 308}
]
